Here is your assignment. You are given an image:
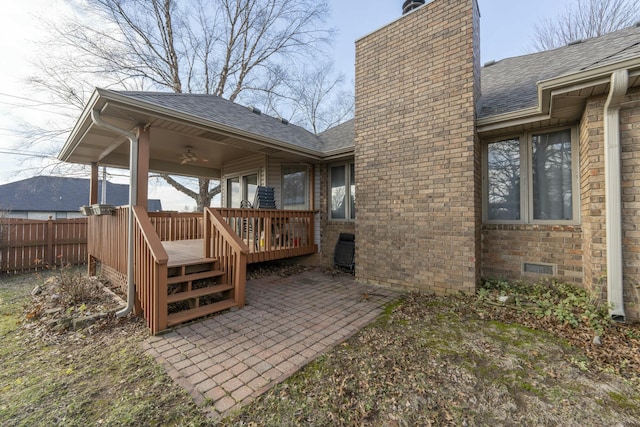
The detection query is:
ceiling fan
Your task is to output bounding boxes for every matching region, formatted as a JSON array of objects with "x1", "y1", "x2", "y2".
[{"x1": 179, "y1": 147, "x2": 208, "y2": 165}]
